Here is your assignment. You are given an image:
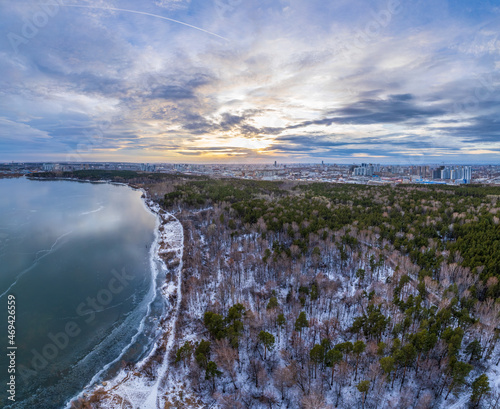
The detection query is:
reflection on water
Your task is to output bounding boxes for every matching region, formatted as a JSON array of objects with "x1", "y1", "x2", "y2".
[{"x1": 0, "y1": 178, "x2": 158, "y2": 408}]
